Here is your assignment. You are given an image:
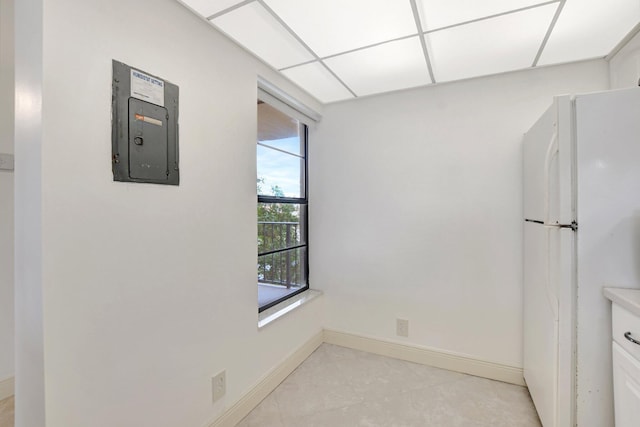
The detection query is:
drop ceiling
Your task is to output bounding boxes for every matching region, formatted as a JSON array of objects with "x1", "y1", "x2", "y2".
[{"x1": 178, "y1": 0, "x2": 640, "y2": 103}]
